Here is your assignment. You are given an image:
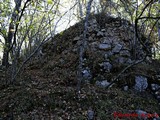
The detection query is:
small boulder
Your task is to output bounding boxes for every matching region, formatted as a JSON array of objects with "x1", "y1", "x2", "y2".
[
  {"x1": 82, "y1": 69, "x2": 92, "y2": 82},
  {"x1": 112, "y1": 44, "x2": 122, "y2": 53},
  {"x1": 123, "y1": 85, "x2": 129, "y2": 91},
  {"x1": 134, "y1": 76, "x2": 148, "y2": 92},
  {"x1": 99, "y1": 43, "x2": 111, "y2": 51},
  {"x1": 102, "y1": 62, "x2": 112, "y2": 72},
  {"x1": 73, "y1": 36, "x2": 80, "y2": 41},
  {"x1": 96, "y1": 80, "x2": 110, "y2": 88}
]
